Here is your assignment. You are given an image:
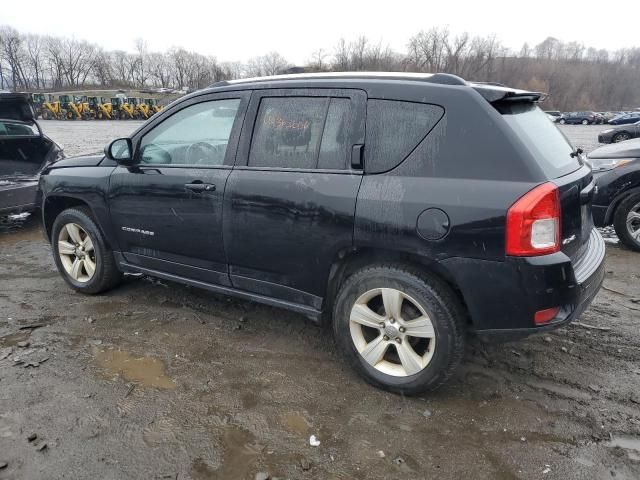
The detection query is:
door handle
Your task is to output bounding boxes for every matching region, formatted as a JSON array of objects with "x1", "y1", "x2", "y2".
[{"x1": 185, "y1": 183, "x2": 216, "y2": 193}]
